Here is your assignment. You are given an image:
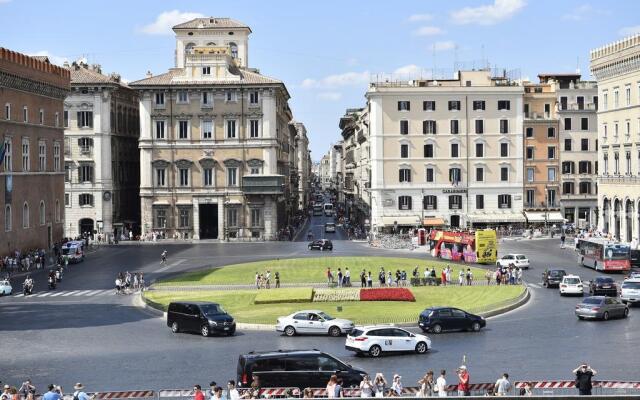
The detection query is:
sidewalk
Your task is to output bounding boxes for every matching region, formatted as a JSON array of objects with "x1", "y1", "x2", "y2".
[{"x1": 3, "y1": 245, "x2": 101, "y2": 281}]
